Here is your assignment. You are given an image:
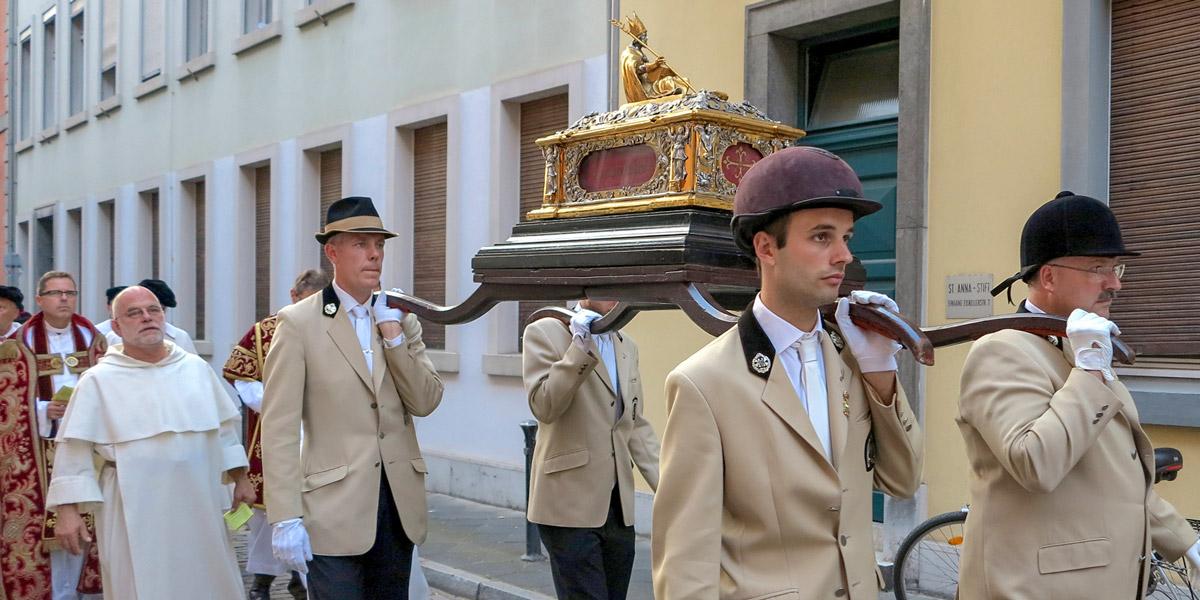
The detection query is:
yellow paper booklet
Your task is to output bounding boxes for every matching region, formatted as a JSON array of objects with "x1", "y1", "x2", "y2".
[
  {"x1": 224, "y1": 503, "x2": 253, "y2": 531},
  {"x1": 51, "y1": 385, "x2": 74, "y2": 404}
]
